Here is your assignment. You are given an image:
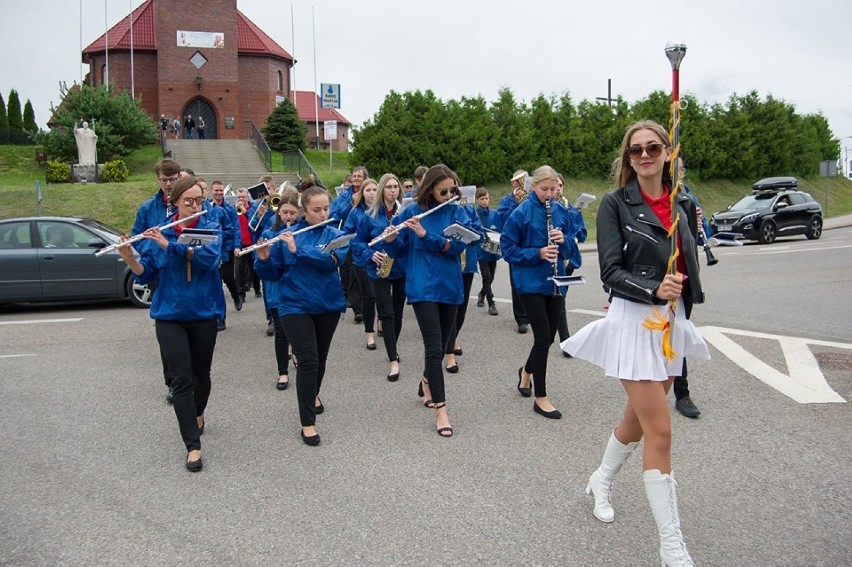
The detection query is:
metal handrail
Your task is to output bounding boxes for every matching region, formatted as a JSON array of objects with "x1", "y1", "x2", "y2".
[
  {"x1": 245, "y1": 120, "x2": 272, "y2": 171},
  {"x1": 281, "y1": 149, "x2": 324, "y2": 189}
]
